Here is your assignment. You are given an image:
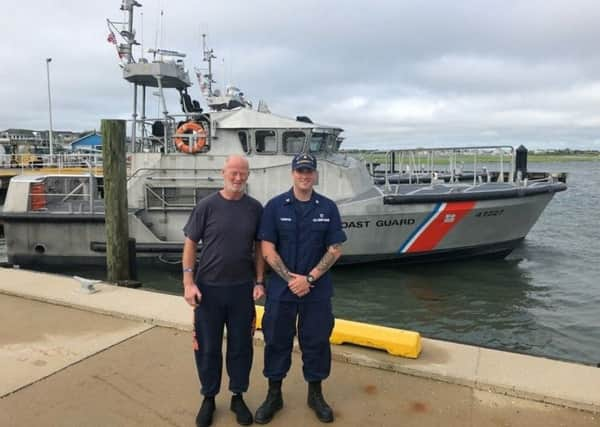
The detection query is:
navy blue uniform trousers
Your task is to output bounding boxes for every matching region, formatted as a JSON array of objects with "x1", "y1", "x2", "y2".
[
  {"x1": 193, "y1": 283, "x2": 255, "y2": 397},
  {"x1": 262, "y1": 299, "x2": 335, "y2": 382}
]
